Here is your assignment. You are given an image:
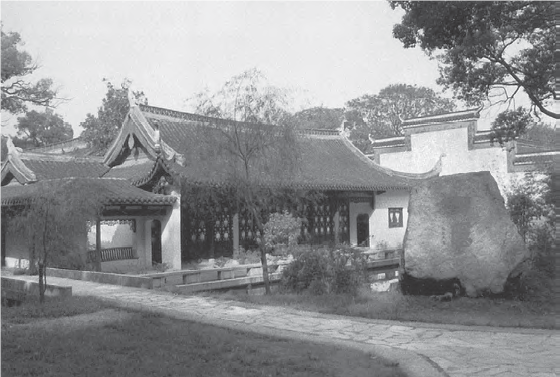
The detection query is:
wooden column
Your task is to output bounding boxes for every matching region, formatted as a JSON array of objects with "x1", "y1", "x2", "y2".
[
  {"x1": 0, "y1": 208, "x2": 8, "y2": 267},
  {"x1": 95, "y1": 219, "x2": 102, "y2": 271}
]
